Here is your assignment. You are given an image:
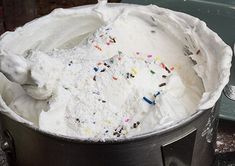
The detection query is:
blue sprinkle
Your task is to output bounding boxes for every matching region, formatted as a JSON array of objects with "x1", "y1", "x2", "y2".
[
  {"x1": 154, "y1": 92, "x2": 160, "y2": 97},
  {"x1": 94, "y1": 67, "x2": 98, "y2": 72},
  {"x1": 143, "y1": 97, "x2": 156, "y2": 105}
]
